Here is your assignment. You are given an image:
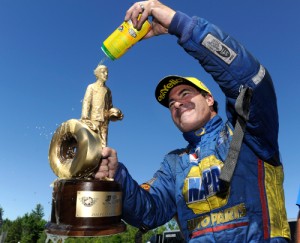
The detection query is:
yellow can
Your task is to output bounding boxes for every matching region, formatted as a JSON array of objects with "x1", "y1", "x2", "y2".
[{"x1": 101, "y1": 19, "x2": 151, "y2": 60}]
